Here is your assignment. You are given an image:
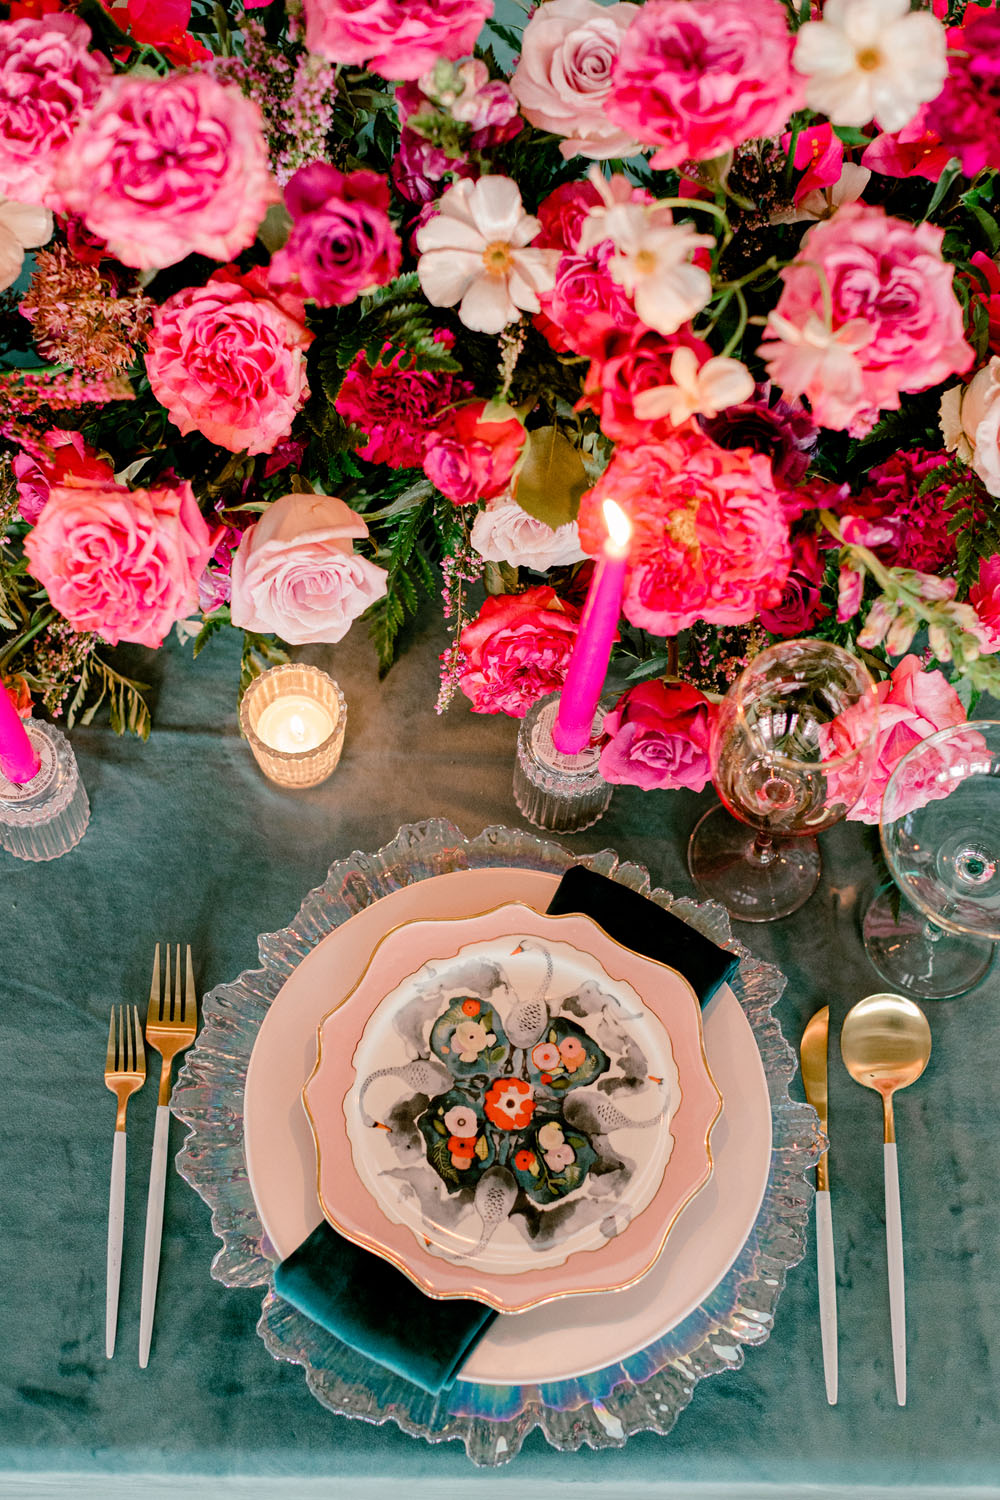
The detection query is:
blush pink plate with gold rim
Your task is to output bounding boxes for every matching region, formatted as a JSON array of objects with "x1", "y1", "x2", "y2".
[{"x1": 302, "y1": 902, "x2": 723, "y2": 1313}]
